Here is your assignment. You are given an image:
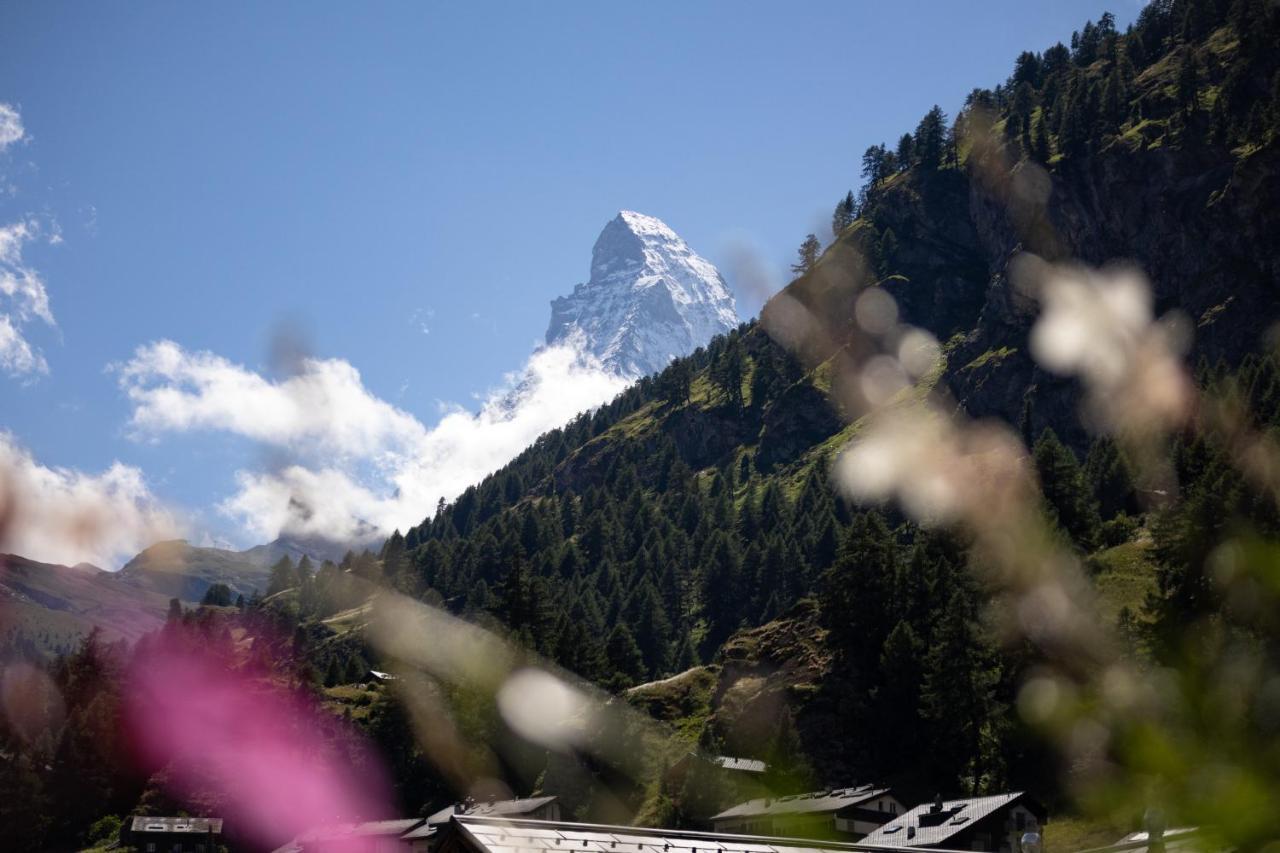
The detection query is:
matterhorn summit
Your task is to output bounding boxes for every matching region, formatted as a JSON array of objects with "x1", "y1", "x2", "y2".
[{"x1": 546, "y1": 211, "x2": 739, "y2": 379}]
